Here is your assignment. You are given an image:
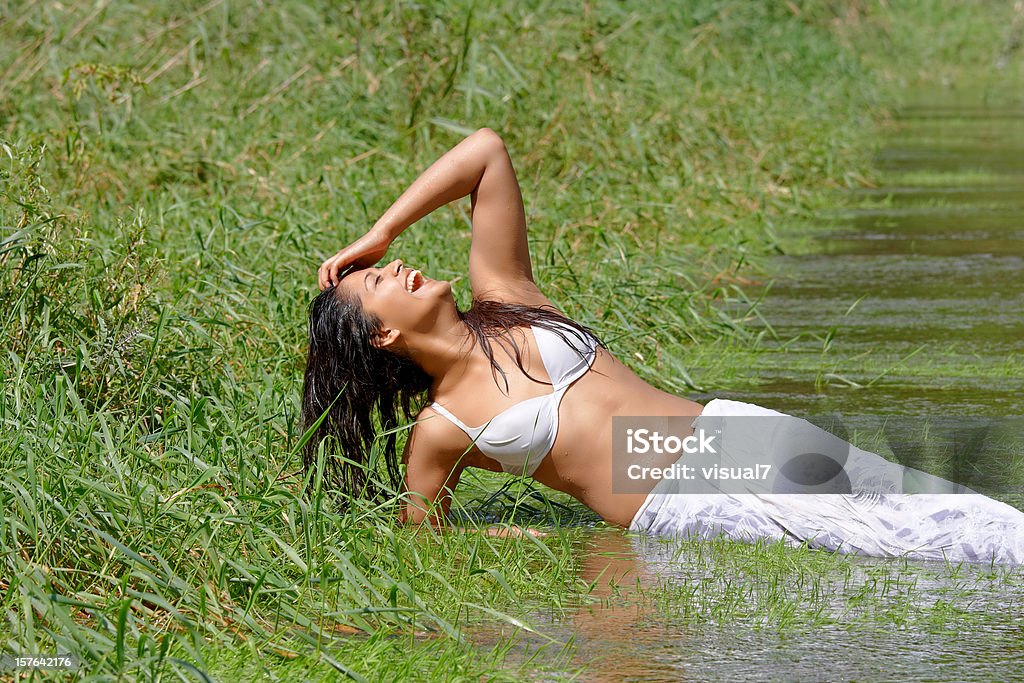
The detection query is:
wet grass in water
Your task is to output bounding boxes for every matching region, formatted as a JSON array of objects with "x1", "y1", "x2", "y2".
[{"x1": 481, "y1": 532, "x2": 1024, "y2": 681}]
